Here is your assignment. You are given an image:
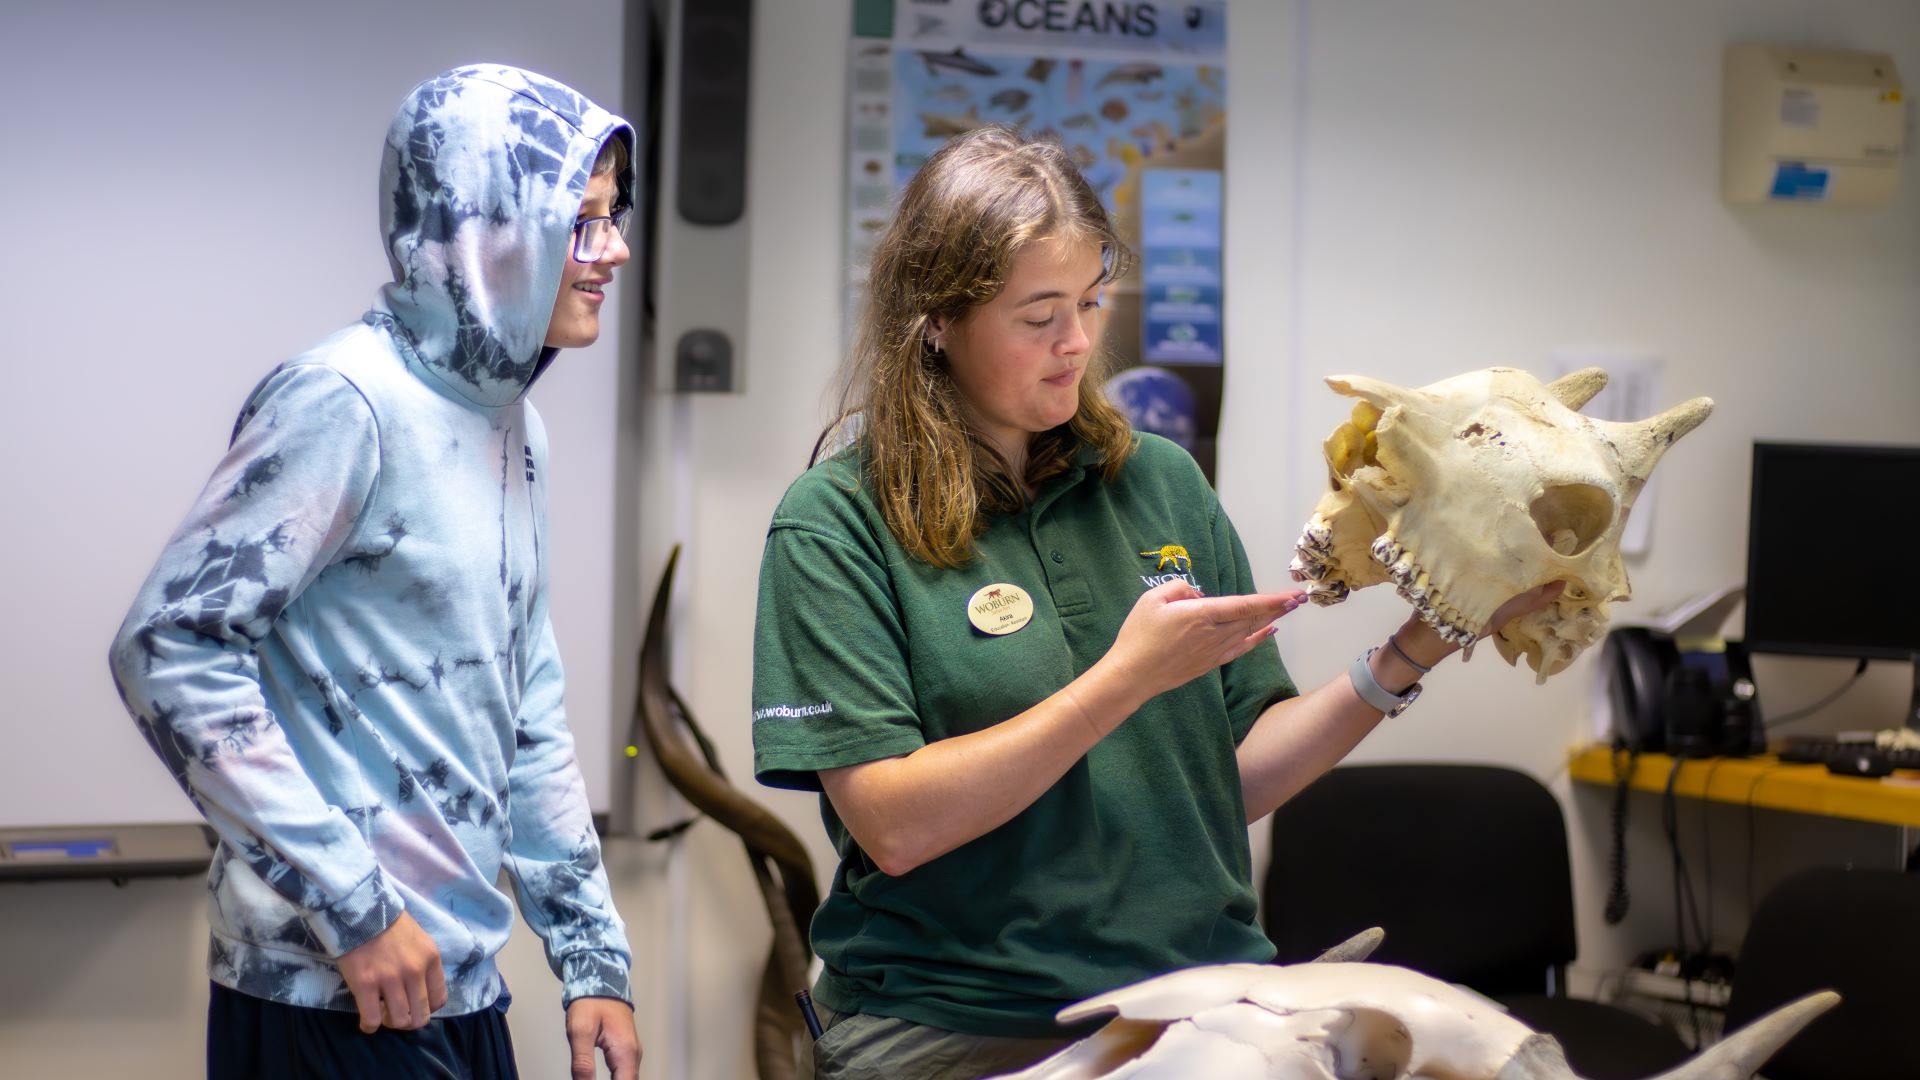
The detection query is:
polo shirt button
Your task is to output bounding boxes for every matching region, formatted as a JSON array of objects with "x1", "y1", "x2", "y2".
[{"x1": 1050, "y1": 551, "x2": 1065, "y2": 564}]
